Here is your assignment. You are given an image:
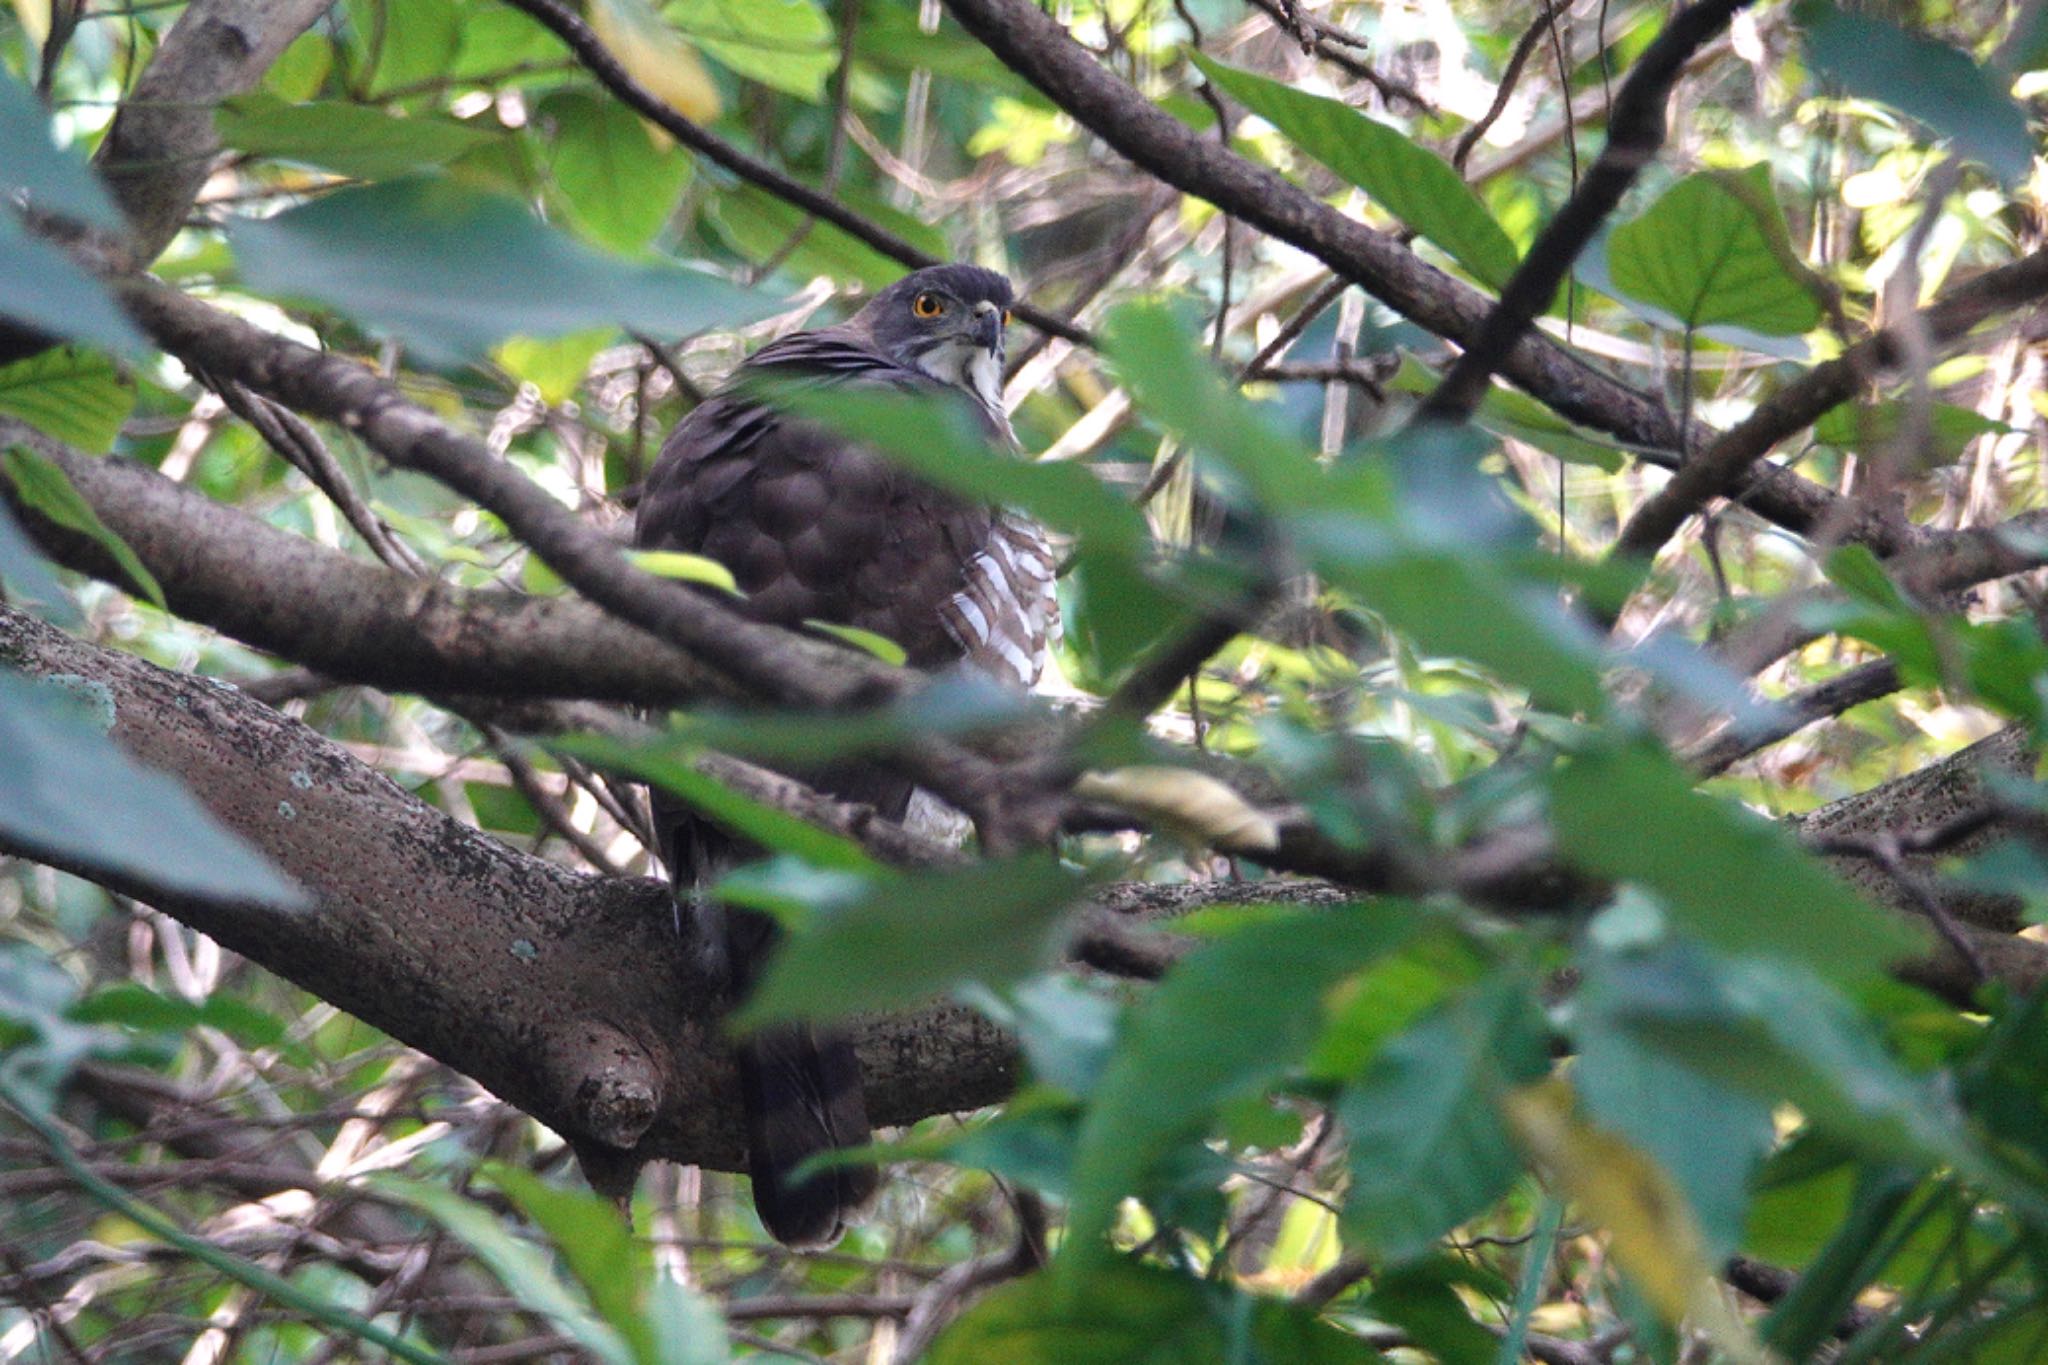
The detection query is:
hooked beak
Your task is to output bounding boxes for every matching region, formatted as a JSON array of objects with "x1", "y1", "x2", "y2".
[{"x1": 972, "y1": 301, "x2": 1004, "y2": 352}]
